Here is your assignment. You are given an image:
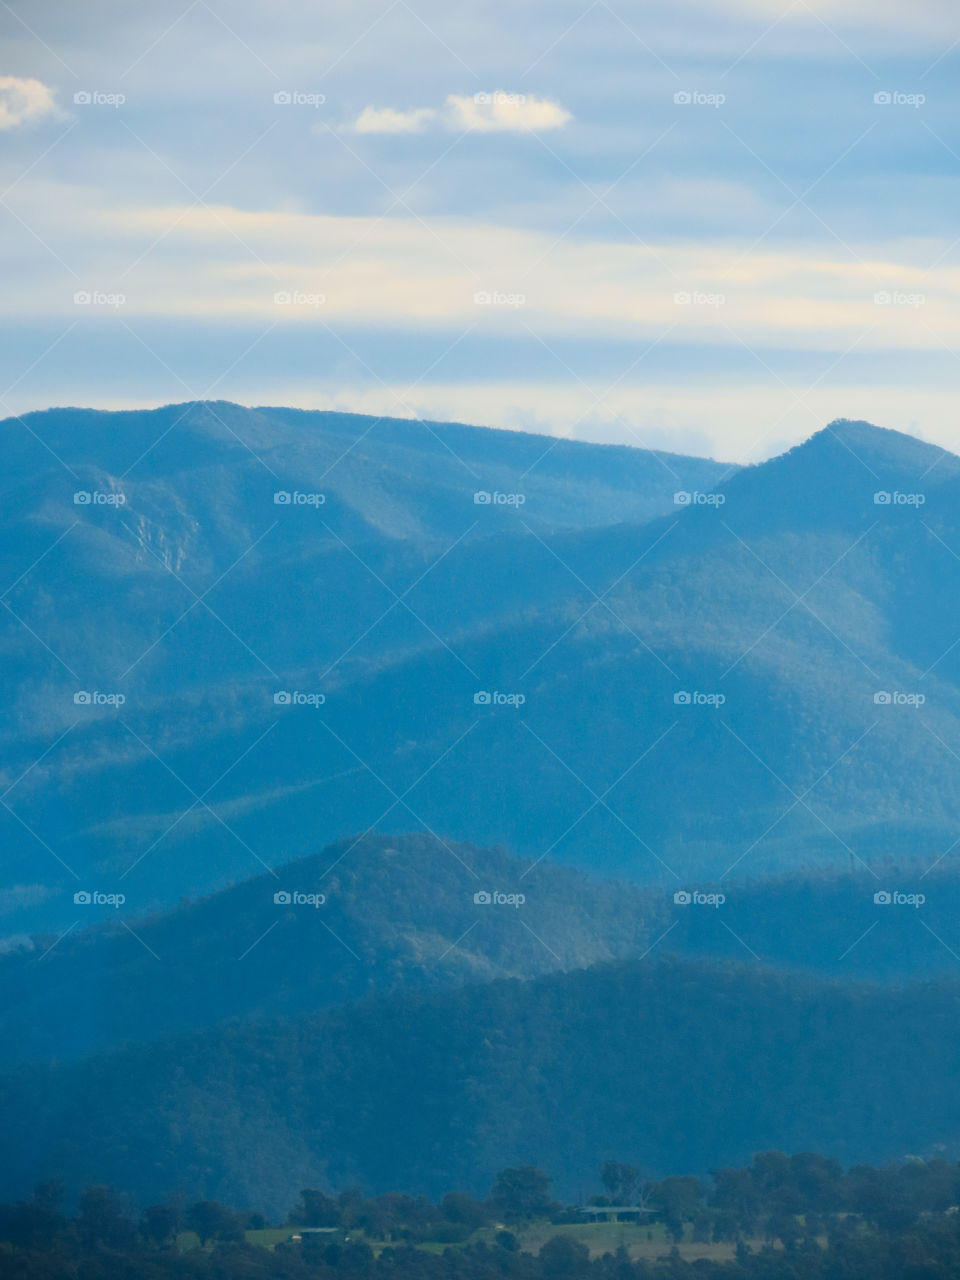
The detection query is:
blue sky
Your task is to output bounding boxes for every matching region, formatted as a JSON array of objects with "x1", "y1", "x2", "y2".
[{"x1": 2, "y1": 0, "x2": 960, "y2": 460}]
